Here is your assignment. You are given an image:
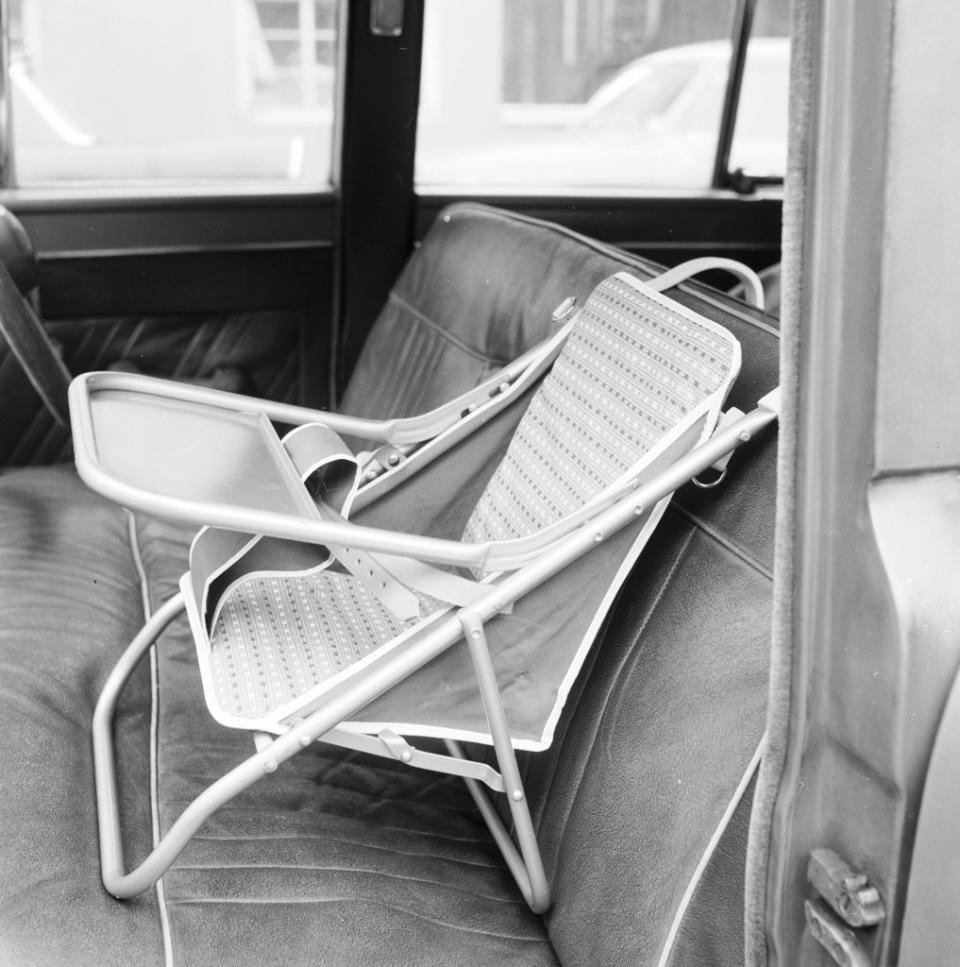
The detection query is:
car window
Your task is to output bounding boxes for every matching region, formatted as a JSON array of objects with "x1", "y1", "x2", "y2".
[
  {"x1": 729, "y1": 48, "x2": 790, "y2": 176},
  {"x1": 415, "y1": 0, "x2": 790, "y2": 192},
  {"x1": 728, "y1": 0, "x2": 791, "y2": 180},
  {"x1": 6, "y1": 0, "x2": 338, "y2": 187}
]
